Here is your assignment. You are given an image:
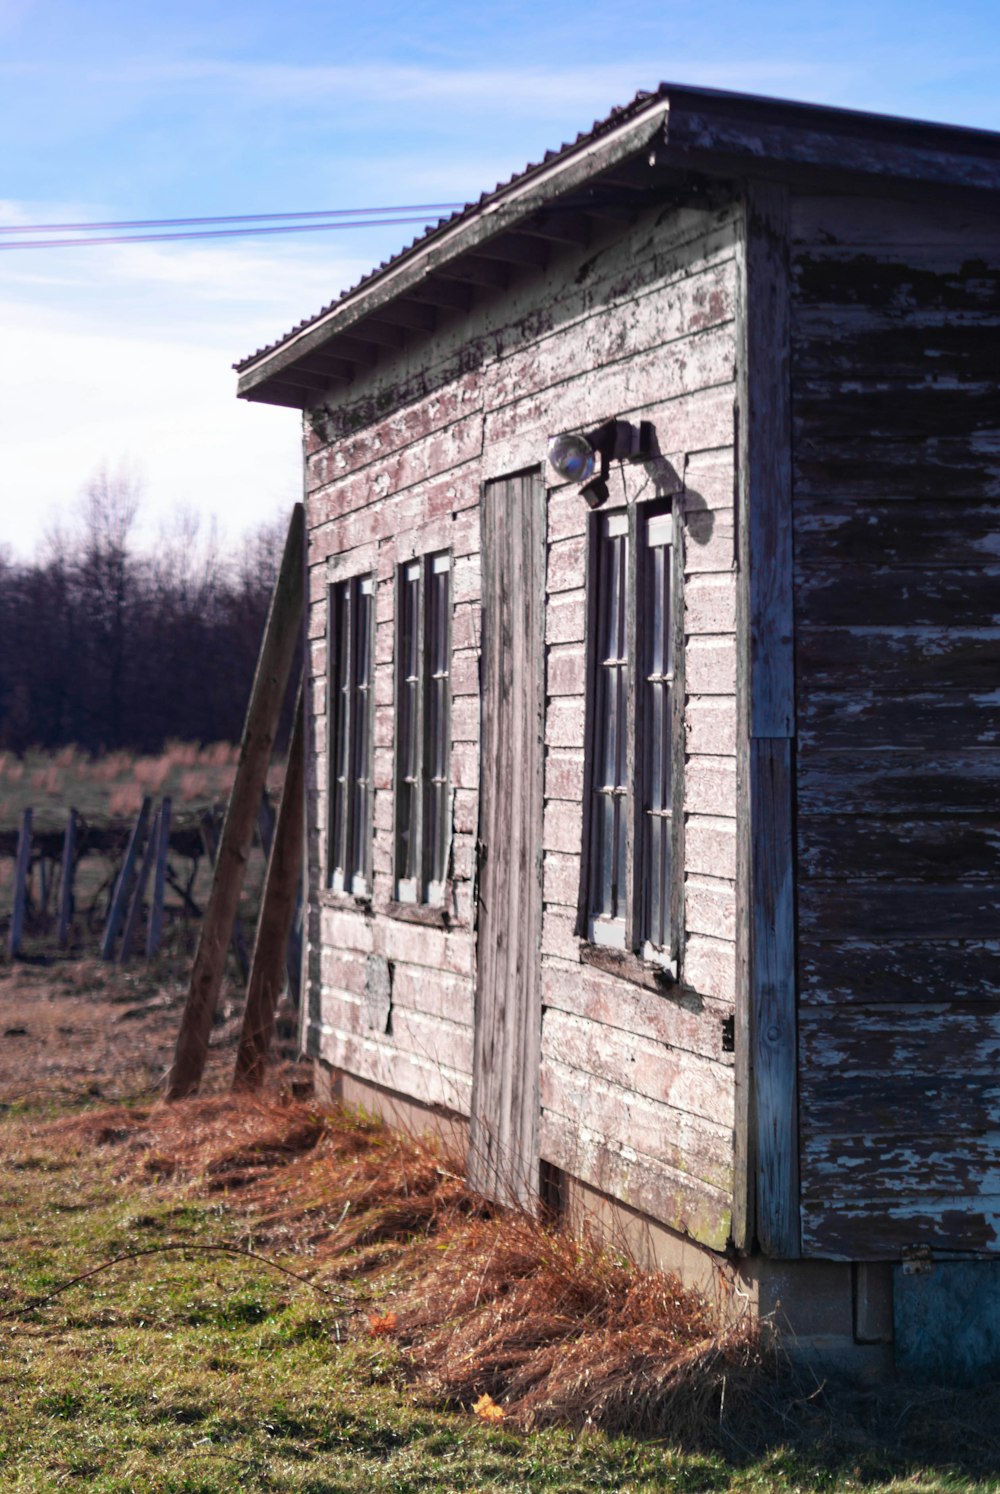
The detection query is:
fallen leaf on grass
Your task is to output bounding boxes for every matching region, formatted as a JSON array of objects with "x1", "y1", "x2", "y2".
[
  {"x1": 367, "y1": 1311, "x2": 398, "y2": 1337},
  {"x1": 472, "y1": 1392, "x2": 505, "y2": 1422}
]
